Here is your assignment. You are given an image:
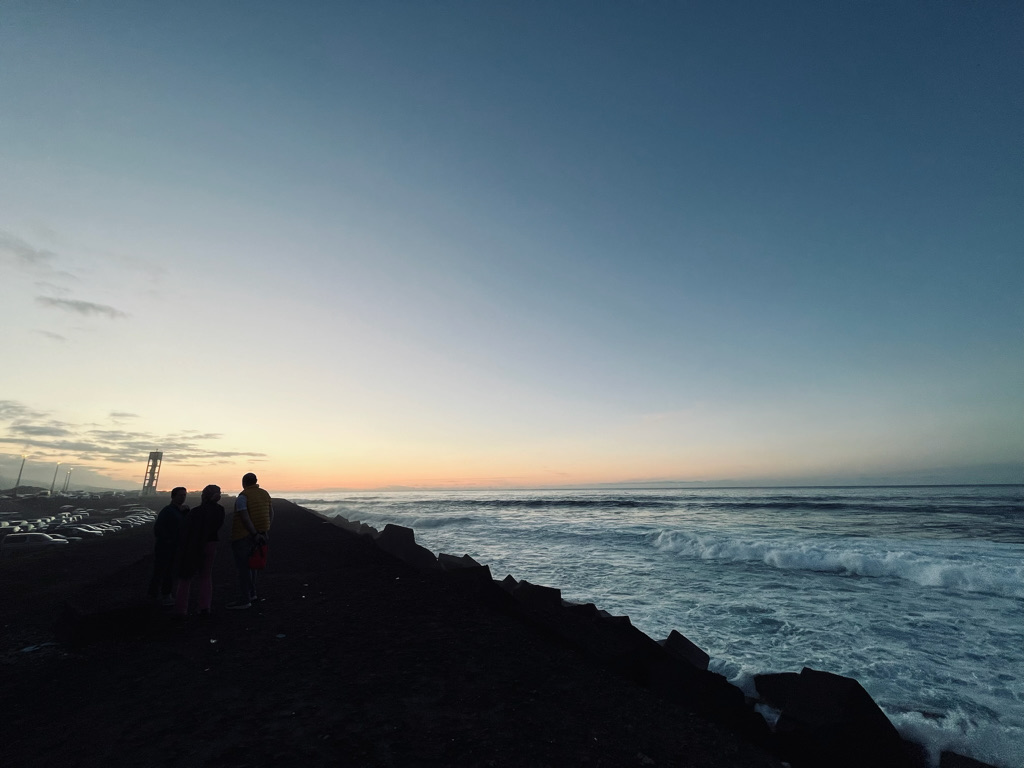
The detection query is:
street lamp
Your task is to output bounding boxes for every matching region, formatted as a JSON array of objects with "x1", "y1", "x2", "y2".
[
  {"x1": 62, "y1": 467, "x2": 74, "y2": 494},
  {"x1": 14, "y1": 454, "x2": 27, "y2": 498},
  {"x1": 50, "y1": 463, "x2": 62, "y2": 496}
]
